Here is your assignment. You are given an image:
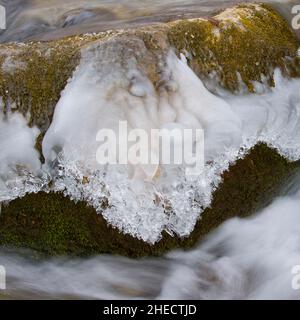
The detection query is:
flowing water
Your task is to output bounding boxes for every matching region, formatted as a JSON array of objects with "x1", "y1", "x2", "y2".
[
  {"x1": 0, "y1": 0, "x2": 300, "y2": 299},
  {"x1": 1, "y1": 171, "x2": 300, "y2": 300},
  {"x1": 0, "y1": 0, "x2": 299, "y2": 42}
]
